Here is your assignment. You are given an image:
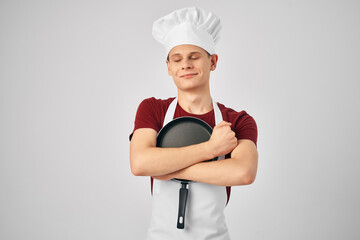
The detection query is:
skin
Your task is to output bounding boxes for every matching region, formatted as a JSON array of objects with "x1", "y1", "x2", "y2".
[{"x1": 130, "y1": 44, "x2": 258, "y2": 186}]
